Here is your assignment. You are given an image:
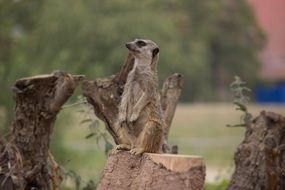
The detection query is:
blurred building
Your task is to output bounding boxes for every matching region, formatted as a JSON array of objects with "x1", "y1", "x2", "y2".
[{"x1": 248, "y1": 0, "x2": 285, "y2": 103}]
